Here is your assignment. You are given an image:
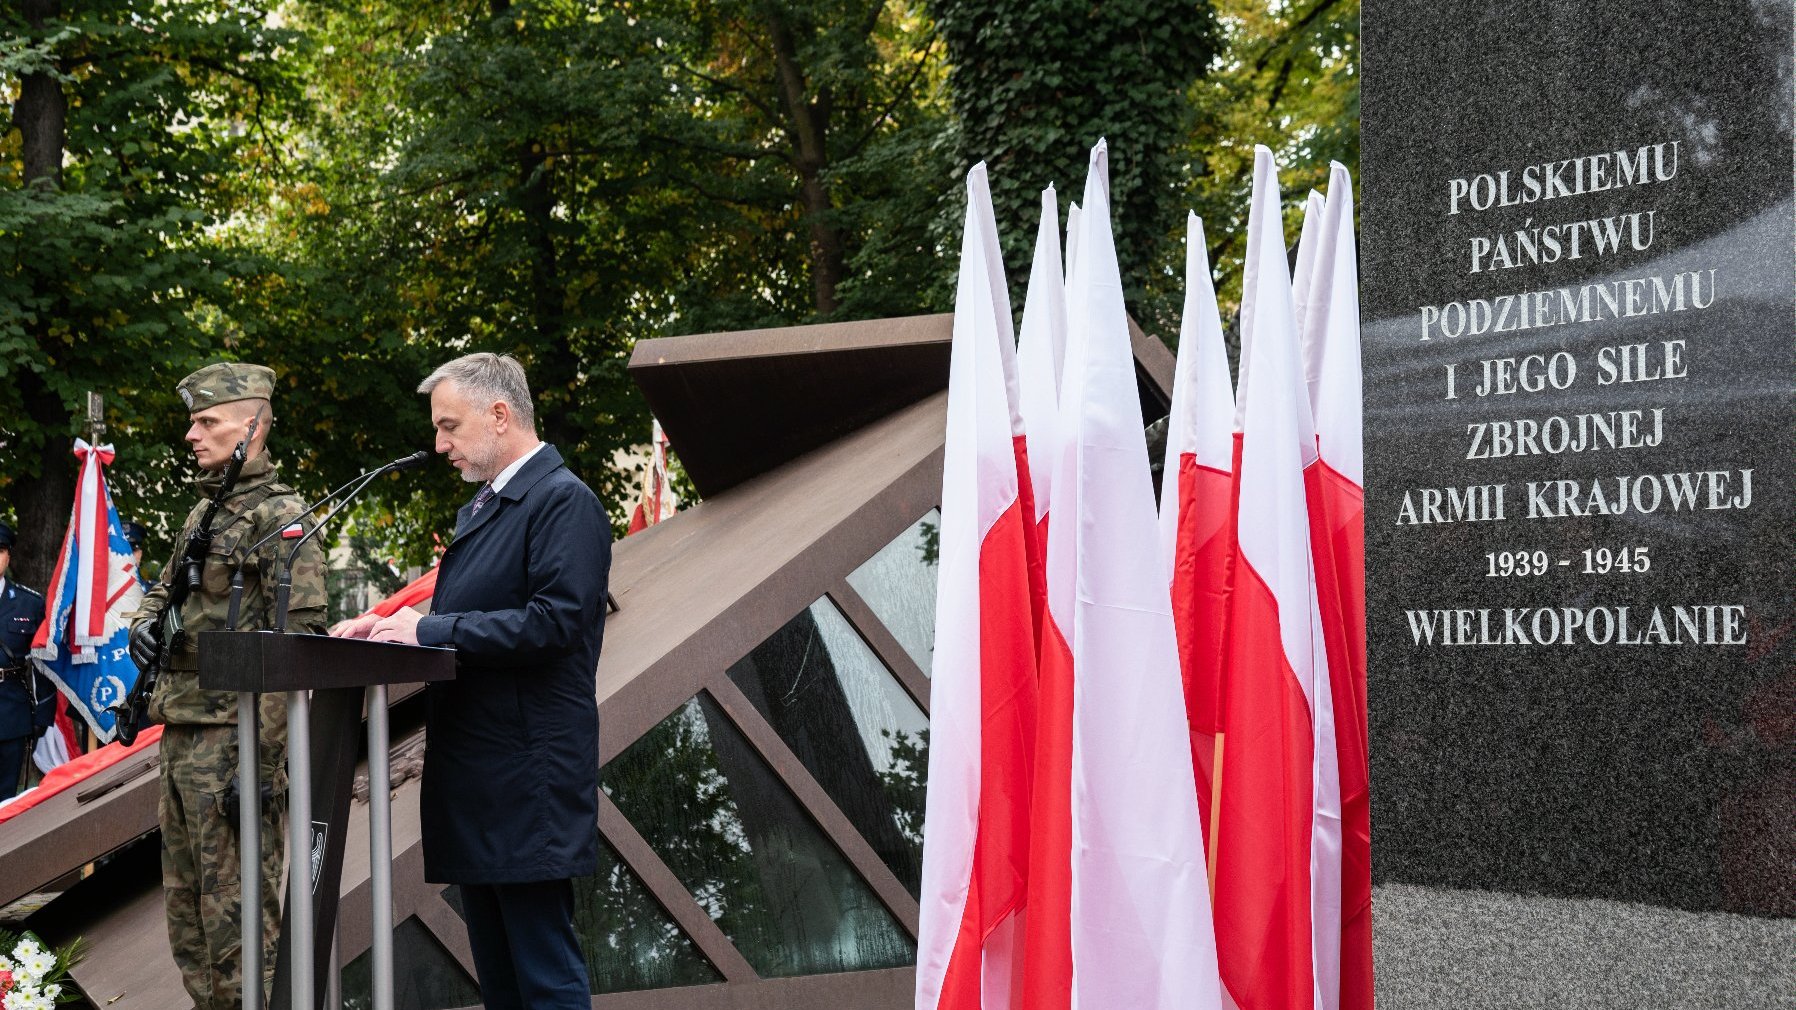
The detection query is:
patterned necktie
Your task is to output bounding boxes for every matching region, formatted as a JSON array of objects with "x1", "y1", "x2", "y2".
[{"x1": 470, "y1": 483, "x2": 495, "y2": 516}]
